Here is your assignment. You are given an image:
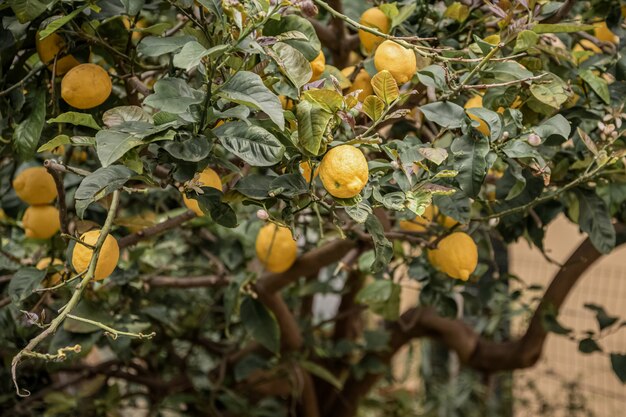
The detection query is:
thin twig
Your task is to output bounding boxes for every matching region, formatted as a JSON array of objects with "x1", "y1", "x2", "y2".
[{"x1": 0, "y1": 64, "x2": 45, "y2": 97}]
